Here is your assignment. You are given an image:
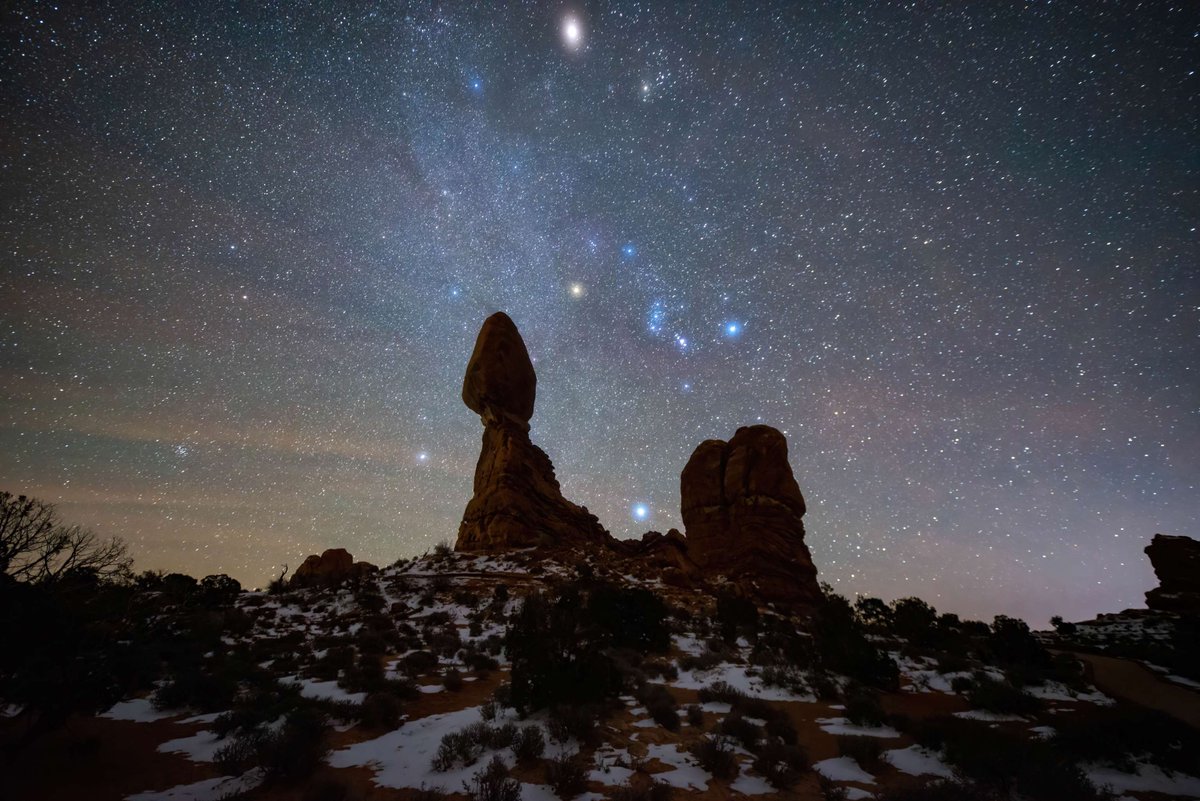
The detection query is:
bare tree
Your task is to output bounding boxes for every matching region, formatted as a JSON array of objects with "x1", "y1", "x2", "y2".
[{"x1": 0, "y1": 491, "x2": 133, "y2": 584}]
